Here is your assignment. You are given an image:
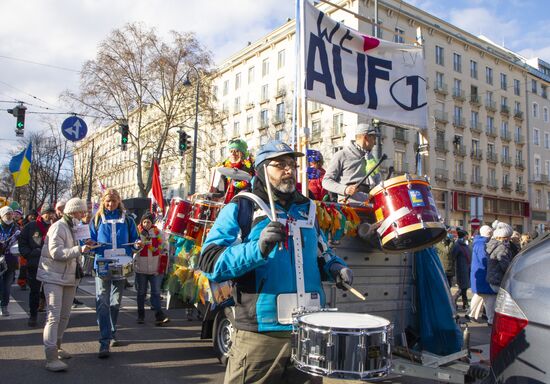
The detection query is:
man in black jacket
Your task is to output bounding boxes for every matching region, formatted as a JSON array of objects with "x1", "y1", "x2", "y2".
[{"x1": 18, "y1": 203, "x2": 56, "y2": 326}]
